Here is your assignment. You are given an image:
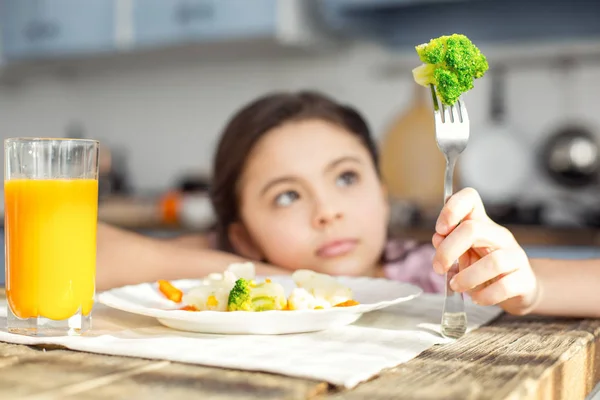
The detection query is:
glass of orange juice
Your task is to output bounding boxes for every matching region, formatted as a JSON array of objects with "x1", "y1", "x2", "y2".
[{"x1": 5, "y1": 138, "x2": 99, "y2": 336}]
